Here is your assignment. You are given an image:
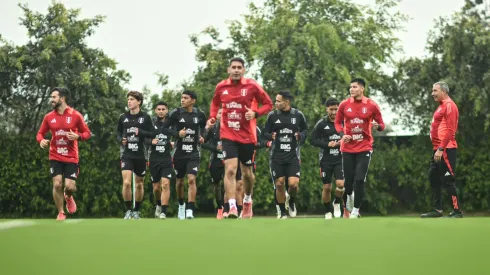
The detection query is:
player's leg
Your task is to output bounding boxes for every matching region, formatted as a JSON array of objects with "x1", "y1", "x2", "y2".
[
  {"x1": 333, "y1": 163, "x2": 345, "y2": 218},
  {"x1": 185, "y1": 157, "x2": 199, "y2": 219},
  {"x1": 321, "y1": 163, "x2": 334, "y2": 219},
  {"x1": 174, "y1": 158, "x2": 187, "y2": 220},
  {"x1": 150, "y1": 162, "x2": 162, "y2": 218},
  {"x1": 132, "y1": 160, "x2": 146, "y2": 220},
  {"x1": 121, "y1": 158, "x2": 134, "y2": 219},
  {"x1": 272, "y1": 161, "x2": 288, "y2": 219},
  {"x1": 222, "y1": 139, "x2": 239, "y2": 218},
  {"x1": 63, "y1": 162, "x2": 79, "y2": 215},
  {"x1": 210, "y1": 163, "x2": 224, "y2": 219},
  {"x1": 236, "y1": 163, "x2": 244, "y2": 217},
  {"x1": 350, "y1": 151, "x2": 372, "y2": 219},
  {"x1": 421, "y1": 153, "x2": 444, "y2": 218},
  {"x1": 441, "y1": 149, "x2": 463, "y2": 218},
  {"x1": 341, "y1": 153, "x2": 356, "y2": 214},
  {"x1": 159, "y1": 177, "x2": 171, "y2": 219},
  {"x1": 238, "y1": 143, "x2": 256, "y2": 219},
  {"x1": 50, "y1": 161, "x2": 65, "y2": 220},
  {"x1": 285, "y1": 159, "x2": 300, "y2": 217}
]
